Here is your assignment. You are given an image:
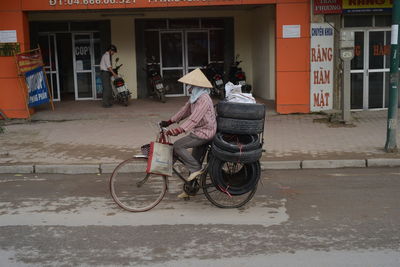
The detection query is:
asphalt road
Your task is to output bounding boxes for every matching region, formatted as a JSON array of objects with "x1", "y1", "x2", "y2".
[{"x1": 0, "y1": 167, "x2": 399, "y2": 266}]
